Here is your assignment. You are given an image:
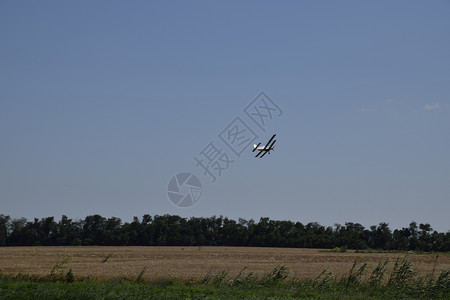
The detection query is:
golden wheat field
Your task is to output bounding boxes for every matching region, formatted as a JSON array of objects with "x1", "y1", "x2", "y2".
[{"x1": 0, "y1": 246, "x2": 449, "y2": 281}]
